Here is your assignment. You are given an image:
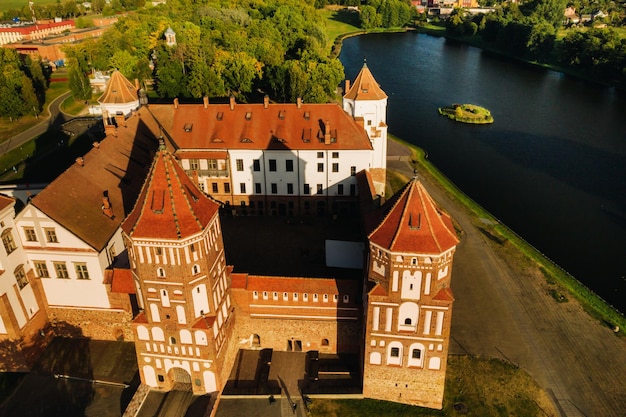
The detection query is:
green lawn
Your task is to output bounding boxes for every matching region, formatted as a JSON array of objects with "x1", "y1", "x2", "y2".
[
  {"x1": 320, "y1": 7, "x2": 362, "y2": 54},
  {"x1": 0, "y1": 0, "x2": 59, "y2": 13},
  {"x1": 309, "y1": 355, "x2": 556, "y2": 417}
]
